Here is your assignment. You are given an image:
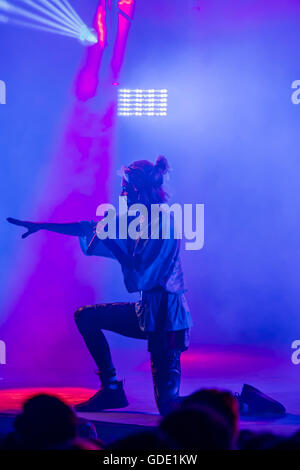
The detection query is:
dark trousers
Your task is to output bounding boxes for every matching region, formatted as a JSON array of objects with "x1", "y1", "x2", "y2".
[{"x1": 74, "y1": 302, "x2": 181, "y2": 414}]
